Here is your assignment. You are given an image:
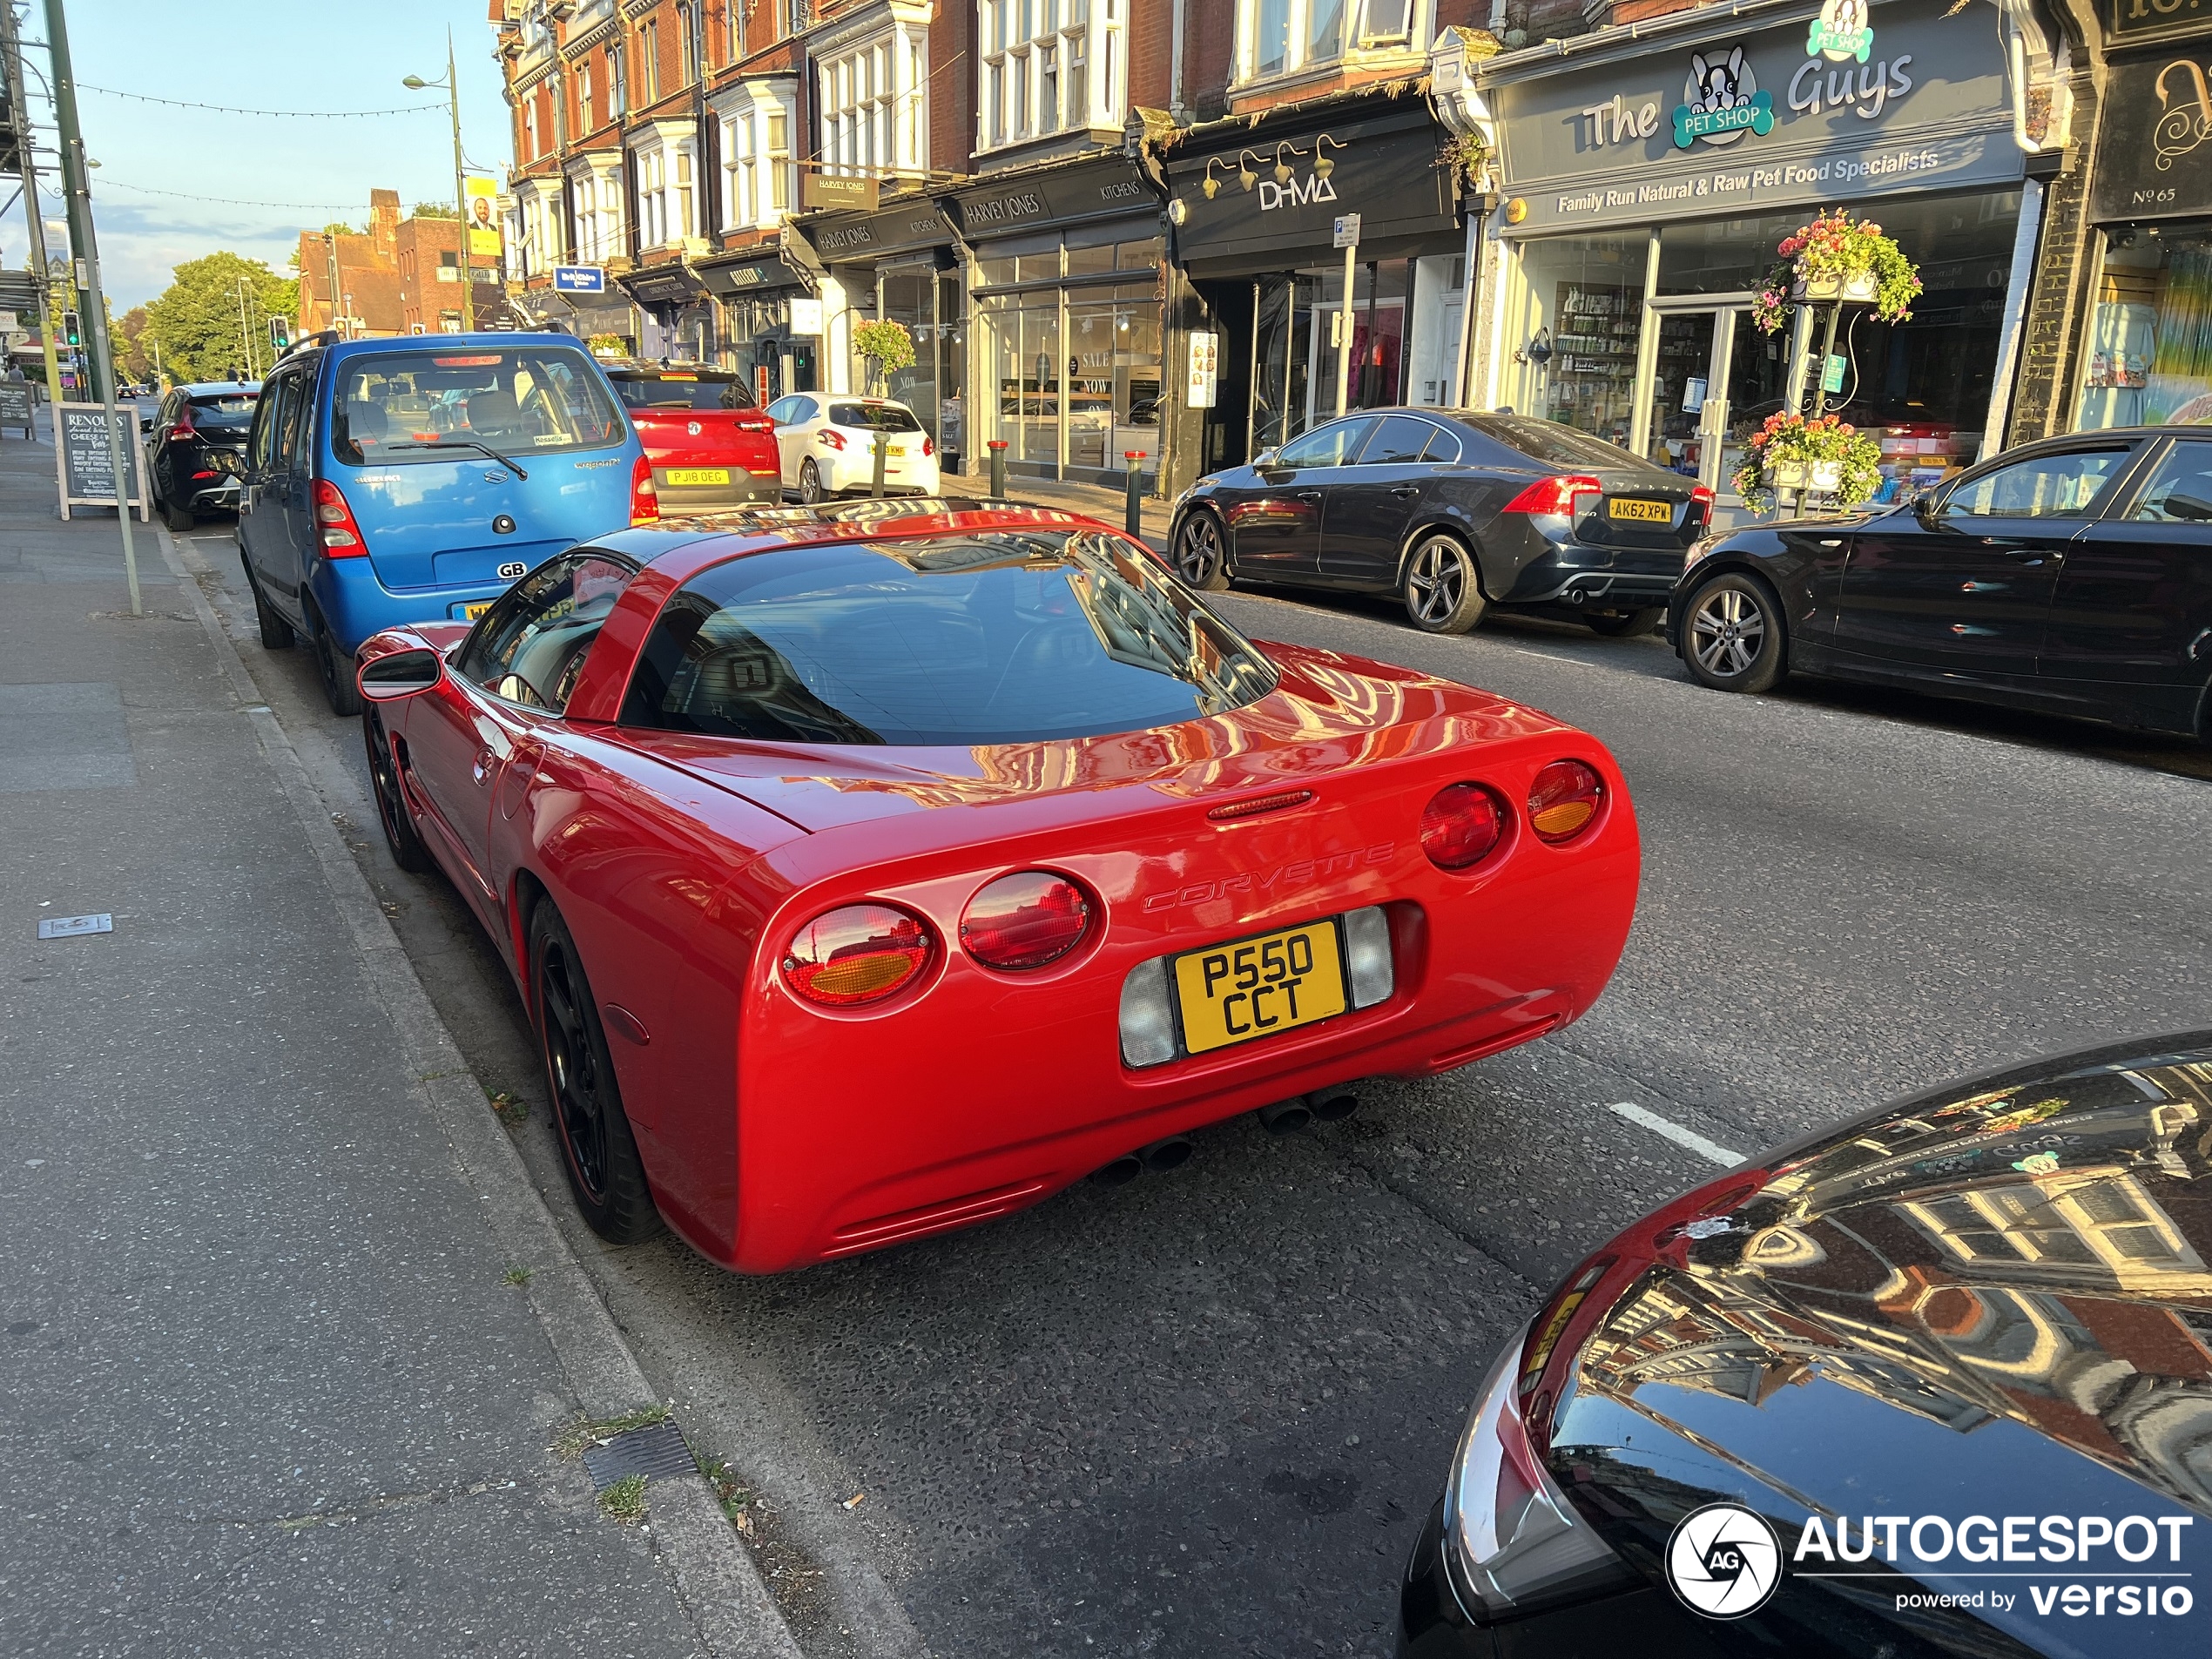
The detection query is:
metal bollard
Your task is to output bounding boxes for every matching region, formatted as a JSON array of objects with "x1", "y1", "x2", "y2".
[
  {"x1": 988, "y1": 438, "x2": 1008, "y2": 498},
  {"x1": 870, "y1": 434, "x2": 888, "y2": 498},
  {"x1": 1123, "y1": 450, "x2": 1147, "y2": 539}
]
